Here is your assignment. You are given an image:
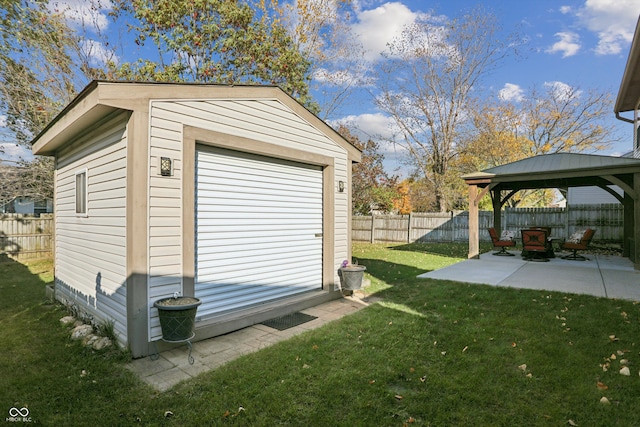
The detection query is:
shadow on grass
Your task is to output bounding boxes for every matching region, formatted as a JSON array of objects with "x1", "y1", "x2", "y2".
[
  {"x1": 0, "y1": 257, "x2": 52, "y2": 312},
  {"x1": 355, "y1": 257, "x2": 428, "y2": 282},
  {"x1": 389, "y1": 241, "x2": 493, "y2": 258}
]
